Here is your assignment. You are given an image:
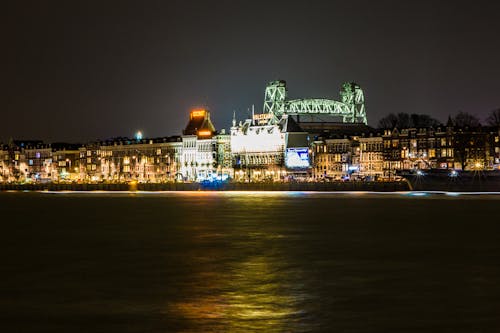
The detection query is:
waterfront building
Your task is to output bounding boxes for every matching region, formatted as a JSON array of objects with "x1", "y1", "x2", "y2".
[
  {"x1": 493, "y1": 128, "x2": 500, "y2": 169},
  {"x1": 0, "y1": 145, "x2": 9, "y2": 182},
  {"x1": 16, "y1": 141, "x2": 52, "y2": 182},
  {"x1": 215, "y1": 130, "x2": 232, "y2": 180},
  {"x1": 382, "y1": 126, "x2": 454, "y2": 174},
  {"x1": 312, "y1": 137, "x2": 351, "y2": 180},
  {"x1": 311, "y1": 131, "x2": 384, "y2": 180},
  {"x1": 180, "y1": 109, "x2": 218, "y2": 181},
  {"x1": 452, "y1": 126, "x2": 496, "y2": 171},
  {"x1": 78, "y1": 137, "x2": 182, "y2": 182},
  {"x1": 230, "y1": 113, "x2": 309, "y2": 181},
  {"x1": 381, "y1": 124, "x2": 499, "y2": 174},
  {"x1": 358, "y1": 135, "x2": 384, "y2": 178},
  {"x1": 3, "y1": 141, "x2": 25, "y2": 182},
  {"x1": 1, "y1": 98, "x2": 499, "y2": 184},
  {"x1": 50, "y1": 143, "x2": 81, "y2": 181}
]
